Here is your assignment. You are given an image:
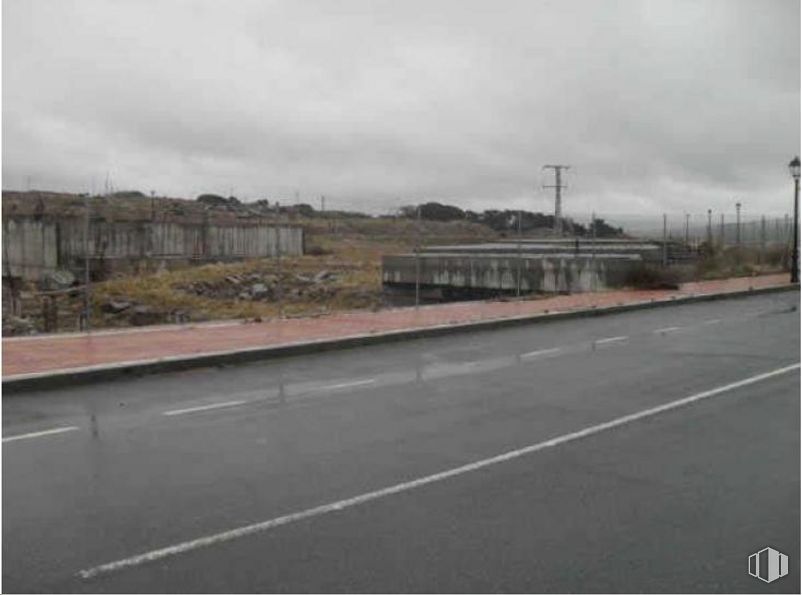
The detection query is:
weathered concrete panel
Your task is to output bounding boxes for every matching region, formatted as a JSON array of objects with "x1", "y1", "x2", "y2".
[
  {"x1": 423, "y1": 239, "x2": 663, "y2": 262},
  {"x1": 2, "y1": 216, "x2": 304, "y2": 281},
  {"x1": 382, "y1": 252, "x2": 639, "y2": 295},
  {"x1": 1, "y1": 218, "x2": 59, "y2": 280}
]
